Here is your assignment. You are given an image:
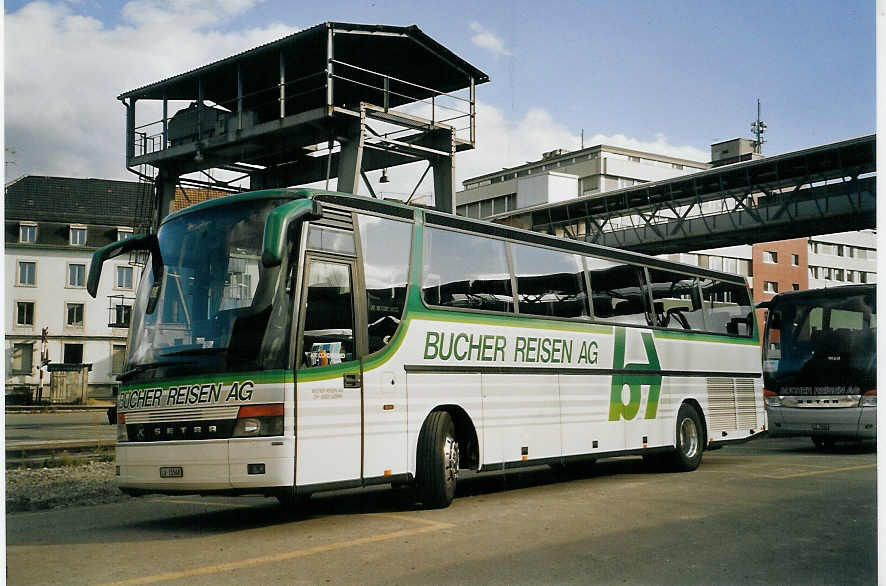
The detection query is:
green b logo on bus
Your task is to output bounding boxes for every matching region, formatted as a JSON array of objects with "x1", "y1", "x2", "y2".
[{"x1": 609, "y1": 327, "x2": 662, "y2": 421}]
